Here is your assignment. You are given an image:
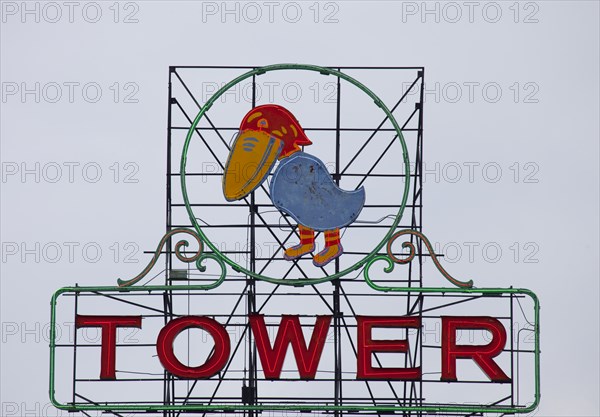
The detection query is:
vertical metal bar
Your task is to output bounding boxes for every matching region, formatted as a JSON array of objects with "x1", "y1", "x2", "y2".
[
  {"x1": 335, "y1": 69, "x2": 341, "y2": 189},
  {"x1": 510, "y1": 289, "x2": 515, "y2": 407},
  {"x1": 417, "y1": 68, "x2": 425, "y2": 416},
  {"x1": 405, "y1": 71, "x2": 424, "y2": 412},
  {"x1": 402, "y1": 69, "x2": 426, "y2": 416},
  {"x1": 333, "y1": 68, "x2": 343, "y2": 415},
  {"x1": 165, "y1": 66, "x2": 174, "y2": 417},
  {"x1": 71, "y1": 284, "x2": 79, "y2": 407},
  {"x1": 166, "y1": 69, "x2": 173, "y2": 278},
  {"x1": 246, "y1": 72, "x2": 258, "y2": 417}
]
